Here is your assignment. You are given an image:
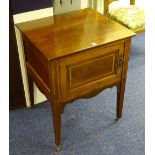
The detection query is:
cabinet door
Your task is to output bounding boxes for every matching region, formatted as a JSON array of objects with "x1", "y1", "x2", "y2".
[
  {"x1": 59, "y1": 42, "x2": 124, "y2": 102},
  {"x1": 9, "y1": 10, "x2": 26, "y2": 109}
]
